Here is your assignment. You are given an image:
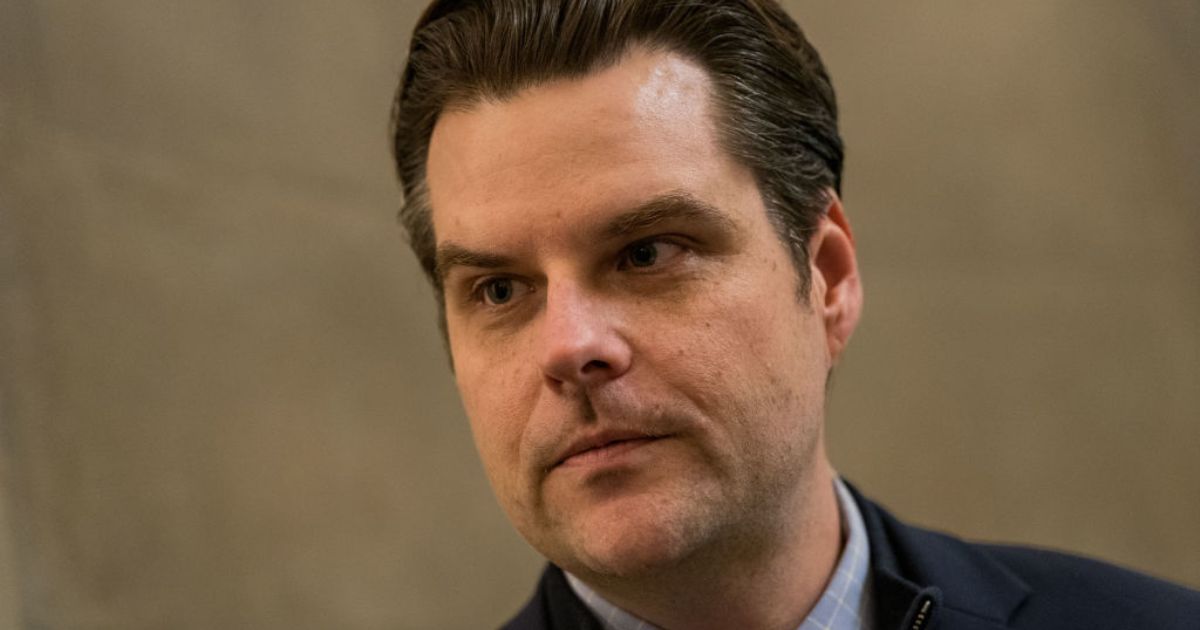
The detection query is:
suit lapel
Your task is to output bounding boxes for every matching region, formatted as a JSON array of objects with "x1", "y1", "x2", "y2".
[{"x1": 848, "y1": 482, "x2": 1030, "y2": 630}]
